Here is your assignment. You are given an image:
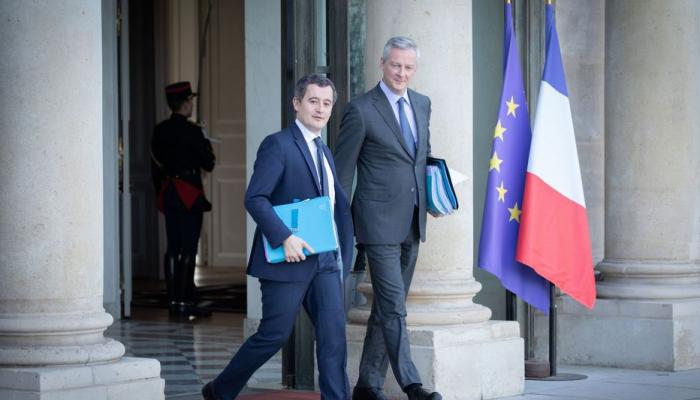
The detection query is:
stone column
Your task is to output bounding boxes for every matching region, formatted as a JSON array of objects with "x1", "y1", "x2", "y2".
[
  {"x1": 0, "y1": 2, "x2": 164, "y2": 398},
  {"x1": 538, "y1": 0, "x2": 700, "y2": 371},
  {"x1": 345, "y1": 1, "x2": 524, "y2": 399},
  {"x1": 243, "y1": 0, "x2": 282, "y2": 338}
]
